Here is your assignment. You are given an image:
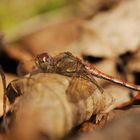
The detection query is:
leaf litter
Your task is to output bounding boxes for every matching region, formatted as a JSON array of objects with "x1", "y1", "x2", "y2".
[{"x1": 1, "y1": 0, "x2": 140, "y2": 140}]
